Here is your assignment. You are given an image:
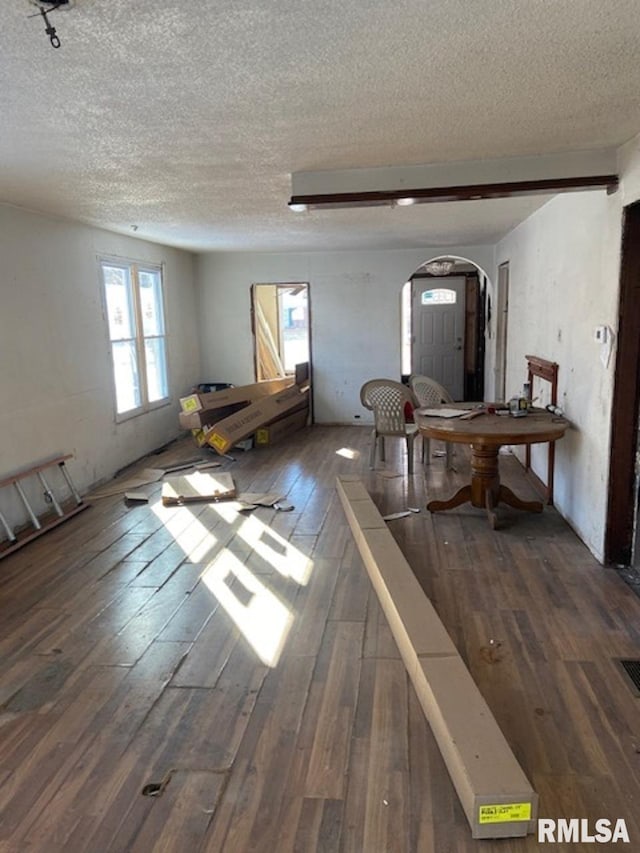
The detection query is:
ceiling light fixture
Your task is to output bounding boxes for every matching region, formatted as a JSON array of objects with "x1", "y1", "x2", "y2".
[
  {"x1": 424, "y1": 260, "x2": 454, "y2": 276},
  {"x1": 27, "y1": 0, "x2": 74, "y2": 49},
  {"x1": 288, "y1": 203, "x2": 308, "y2": 213},
  {"x1": 287, "y1": 174, "x2": 619, "y2": 211}
]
